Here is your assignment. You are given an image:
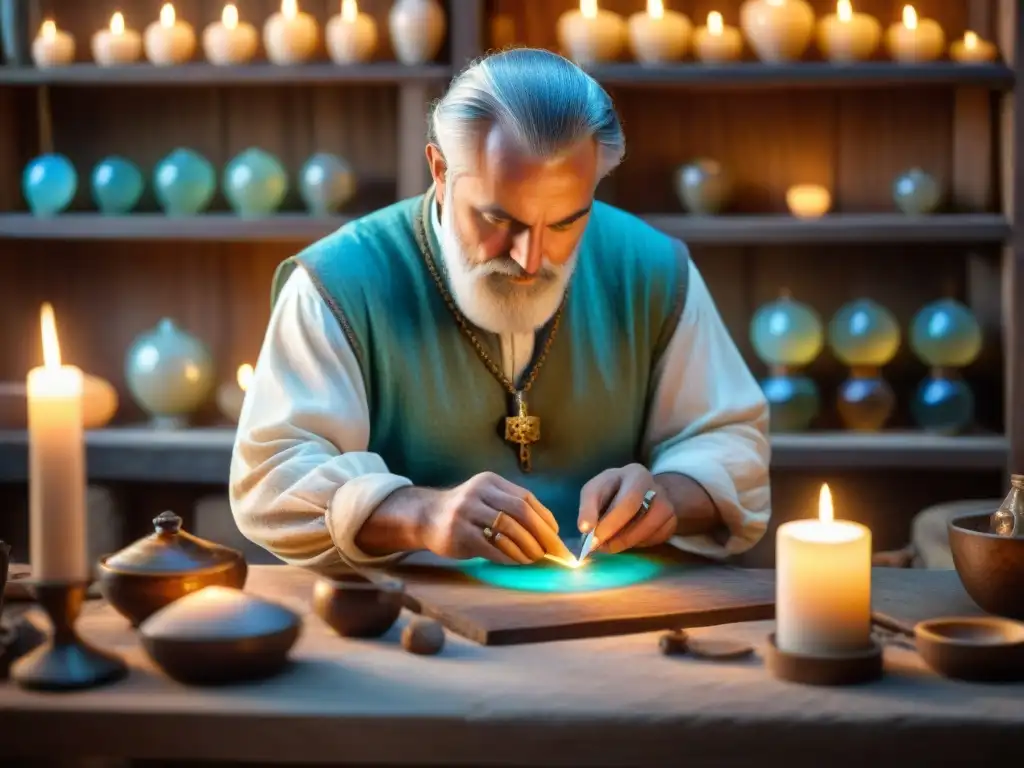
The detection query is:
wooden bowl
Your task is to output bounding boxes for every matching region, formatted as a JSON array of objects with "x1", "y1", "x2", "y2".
[
  {"x1": 312, "y1": 572, "x2": 404, "y2": 638},
  {"x1": 915, "y1": 616, "x2": 1024, "y2": 682},
  {"x1": 948, "y1": 512, "x2": 1024, "y2": 620}
]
